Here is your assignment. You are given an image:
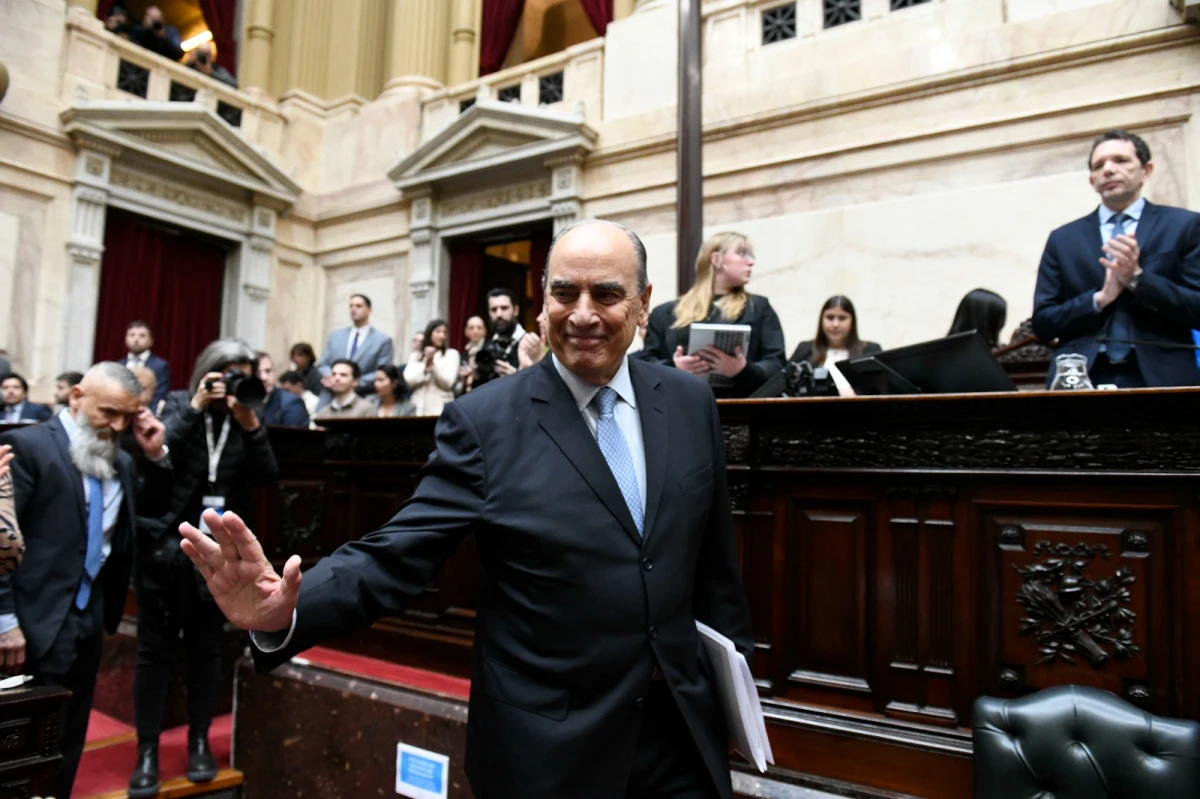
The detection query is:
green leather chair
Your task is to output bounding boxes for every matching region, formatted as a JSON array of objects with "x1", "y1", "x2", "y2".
[{"x1": 973, "y1": 685, "x2": 1200, "y2": 798}]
